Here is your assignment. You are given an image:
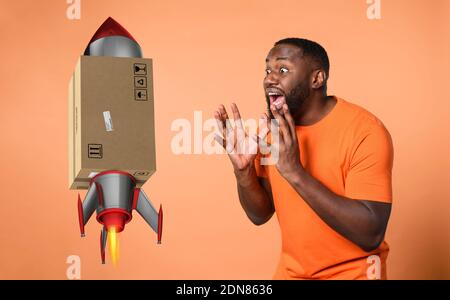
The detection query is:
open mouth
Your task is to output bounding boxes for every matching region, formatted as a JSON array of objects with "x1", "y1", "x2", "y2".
[{"x1": 267, "y1": 89, "x2": 286, "y2": 110}]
